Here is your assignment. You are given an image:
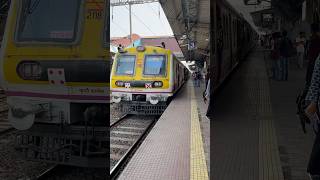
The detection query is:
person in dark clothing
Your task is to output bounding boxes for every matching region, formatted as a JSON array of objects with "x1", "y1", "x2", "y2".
[
  {"x1": 279, "y1": 30, "x2": 293, "y2": 81},
  {"x1": 117, "y1": 44, "x2": 123, "y2": 51},
  {"x1": 271, "y1": 32, "x2": 281, "y2": 80},
  {"x1": 305, "y1": 23, "x2": 320, "y2": 180},
  {"x1": 306, "y1": 23, "x2": 320, "y2": 87},
  {"x1": 161, "y1": 42, "x2": 166, "y2": 49}
]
